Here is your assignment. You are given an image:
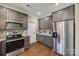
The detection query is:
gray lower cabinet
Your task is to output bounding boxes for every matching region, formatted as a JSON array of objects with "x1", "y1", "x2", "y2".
[
  {"x1": 36, "y1": 34, "x2": 53, "y2": 48},
  {"x1": 24, "y1": 36, "x2": 30, "y2": 49},
  {"x1": 0, "y1": 41, "x2": 6, "y2": 56},
  {"x1": 0, "y1": 42, "x2": 3, "y2": 56}
]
